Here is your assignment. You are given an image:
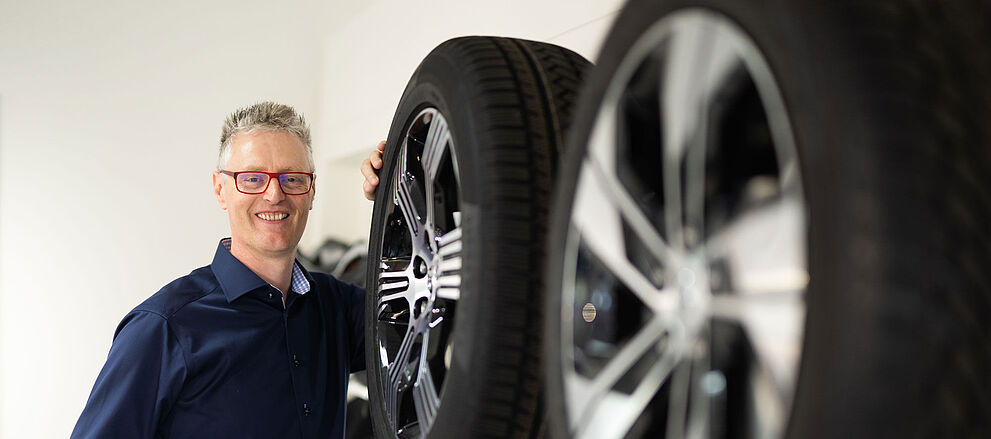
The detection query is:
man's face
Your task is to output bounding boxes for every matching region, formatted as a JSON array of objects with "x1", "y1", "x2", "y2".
[{"x1": 213, "y1": 130, "x2": 315, "y2": 260}]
